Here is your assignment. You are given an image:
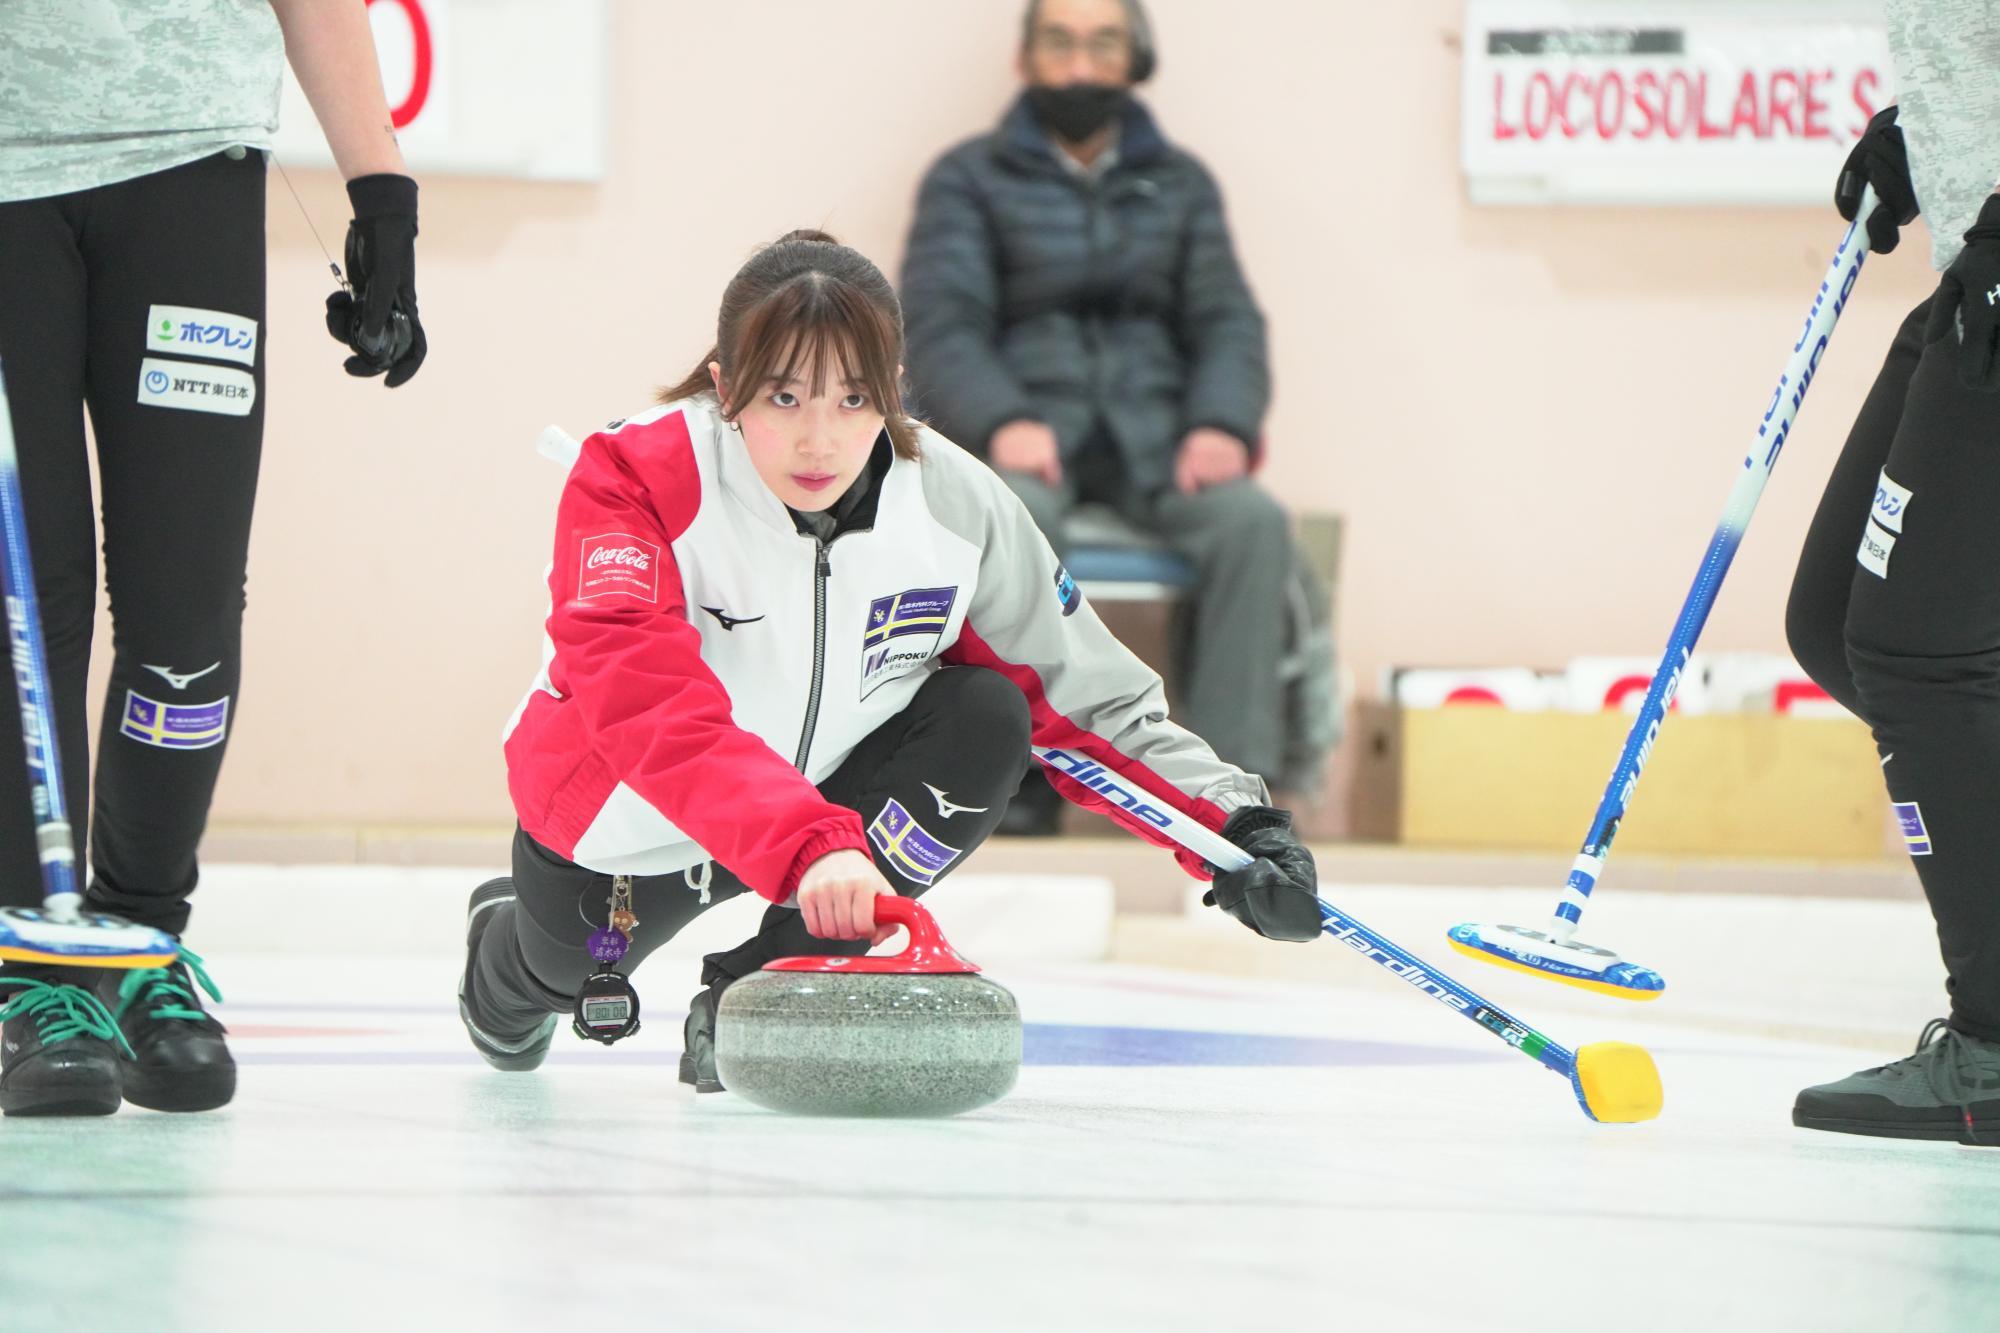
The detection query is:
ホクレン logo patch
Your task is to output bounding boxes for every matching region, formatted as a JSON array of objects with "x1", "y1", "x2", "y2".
[
  {"x1": 119, "y1": 691, "x2": 228, "y2": 750},
  {"x1": 1872, "y1": 469, "x2": 1911, "y2": 535},
  {"x1": 867, "y1": 798, "x2": 962, "y2": 886},
  {"x1": 577, "y1": 533, "x2": 660, "y2": 603},
  {"x1": 136, "y1": 358, "x2": 255, "y2": 416},
  {"x1": 859, "y1": 585, "x2": 957, "y2": 699},
  {"x1": 146, "y1": 304, "x2": 258, "y2": 367}
]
